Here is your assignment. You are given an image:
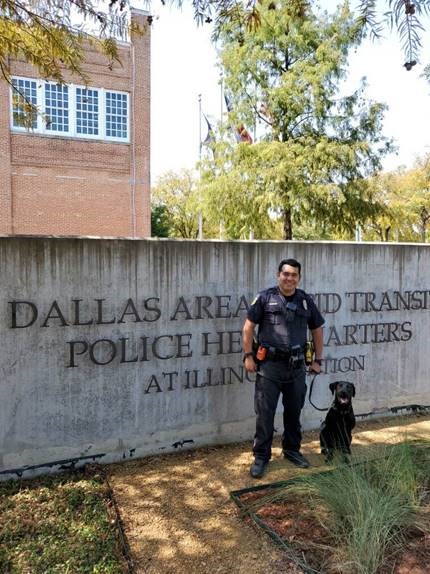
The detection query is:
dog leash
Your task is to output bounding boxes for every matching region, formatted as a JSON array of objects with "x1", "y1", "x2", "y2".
[
  {"x1": 307, "y1": 372, "x2": 329, "y2": 412},
  {"x1": 308, "y1": 374, "x2": 430, "y2": 417}
]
